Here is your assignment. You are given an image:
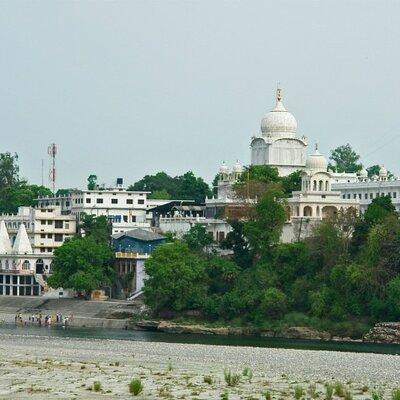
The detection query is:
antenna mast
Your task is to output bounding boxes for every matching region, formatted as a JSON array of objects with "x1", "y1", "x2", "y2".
[{"x1": 48, "y1": 143, "x2": 57, "y2": 194}]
